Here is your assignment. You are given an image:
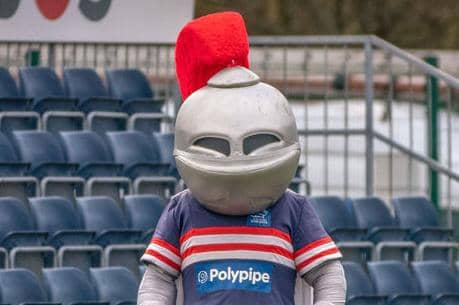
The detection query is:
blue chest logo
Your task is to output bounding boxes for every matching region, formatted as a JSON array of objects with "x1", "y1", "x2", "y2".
[
  {"x1": 195, "y1": 260, "x2": 273, "y2": 294},
  {"x1": 247, "y1": 209, "x2": 271, "y2": 227}
]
